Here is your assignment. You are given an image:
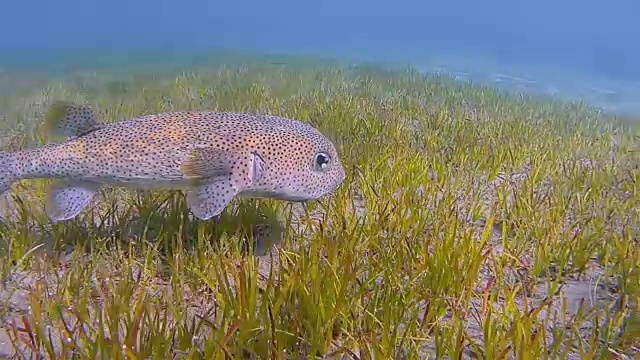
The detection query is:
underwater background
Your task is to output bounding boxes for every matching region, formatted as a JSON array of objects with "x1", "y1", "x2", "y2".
[{"x1": 2, "y1": 0, "x2": 639, "y2": 116}]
